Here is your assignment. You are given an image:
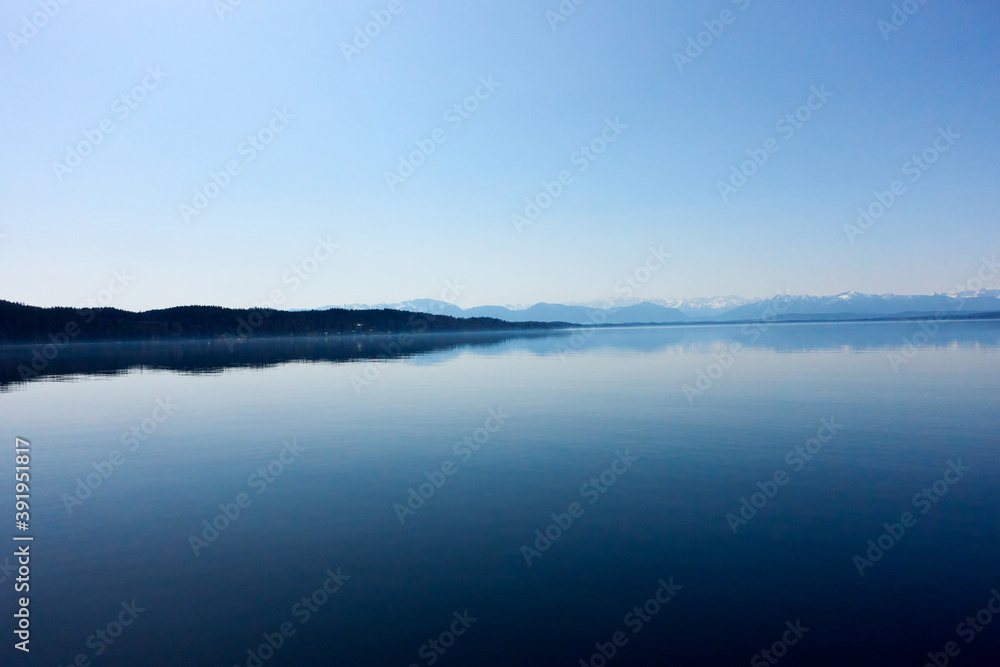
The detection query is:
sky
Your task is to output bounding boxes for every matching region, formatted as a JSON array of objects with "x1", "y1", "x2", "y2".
[{"x1": 1, "y1": 0, "x2": 998, "y2": 311}]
